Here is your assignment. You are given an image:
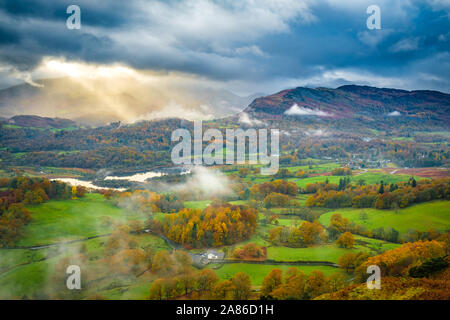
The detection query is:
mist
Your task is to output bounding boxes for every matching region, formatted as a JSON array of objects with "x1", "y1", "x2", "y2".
[{"x1": 0, "y1": 59, "x2": 254, "y2": 126}]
